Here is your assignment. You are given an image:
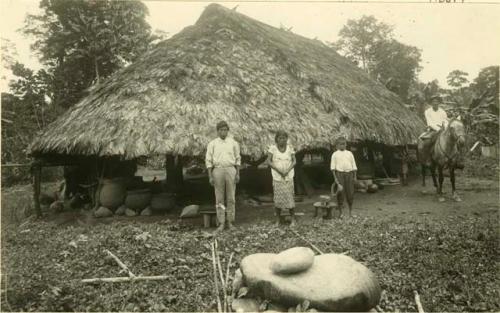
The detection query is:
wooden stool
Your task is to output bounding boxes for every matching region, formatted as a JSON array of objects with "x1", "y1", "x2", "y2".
[
  {"x1": 313, "y1": 200, "x2": 337, "y2": 219},
  {"x1": 199, "y1": 208, "x2": 217, "y2": 228}
]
